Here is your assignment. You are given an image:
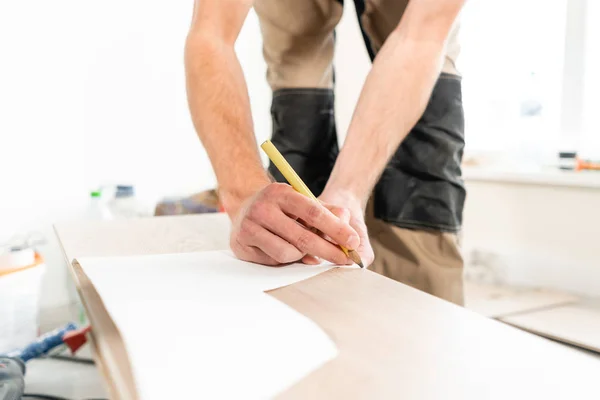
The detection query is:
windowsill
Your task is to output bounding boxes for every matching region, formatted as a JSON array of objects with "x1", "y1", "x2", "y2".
[{"x1": 462, "y1": 166, "x2": 600, "y2": 189}]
